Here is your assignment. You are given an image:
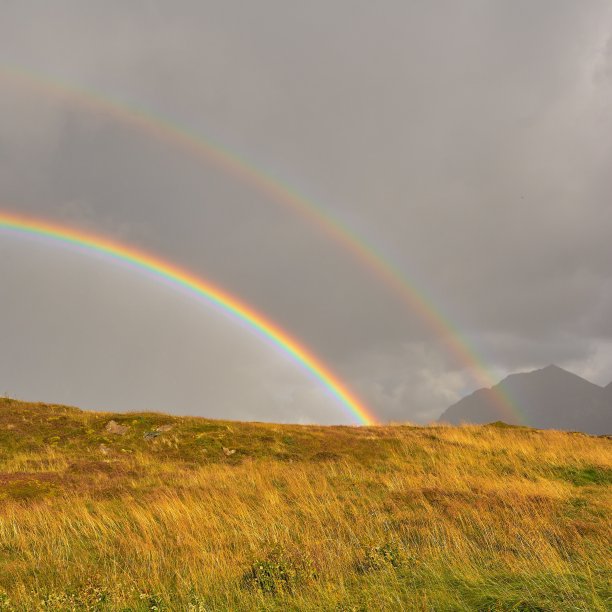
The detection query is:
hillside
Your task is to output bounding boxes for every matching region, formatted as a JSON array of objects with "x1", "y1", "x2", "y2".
[
  {"x1": 605, "y1": 381, "x2": 612, "y2": 403},
  {"x1": 0, "y1": 398, "x2": 610, "y2": 611},
  {"x1": 439, "y1": 365, "x2": 612, "y2": 434}
]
